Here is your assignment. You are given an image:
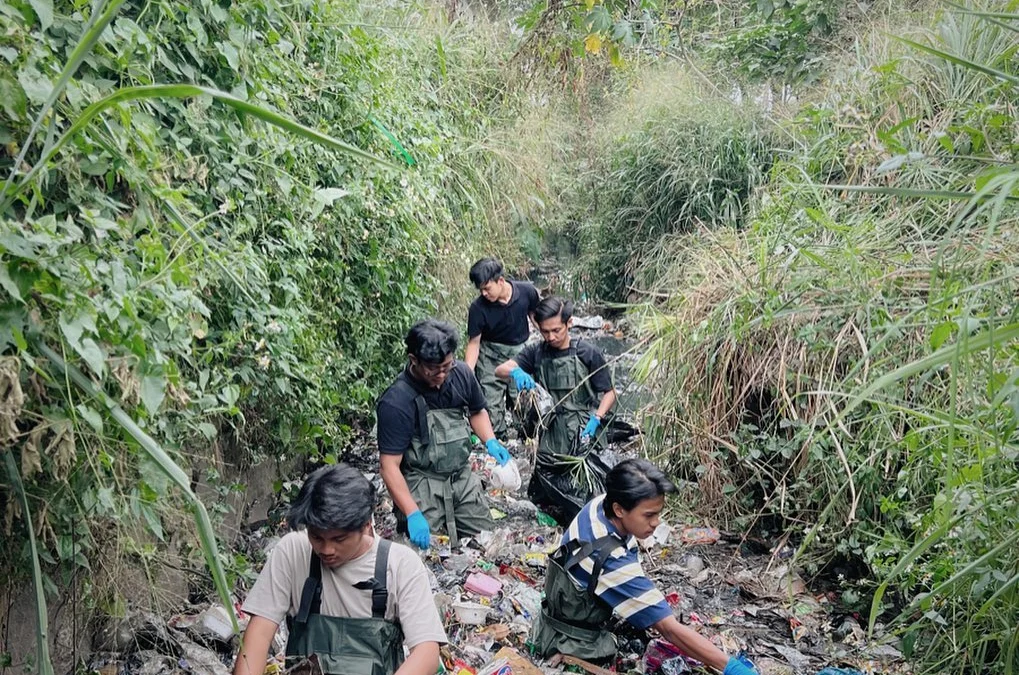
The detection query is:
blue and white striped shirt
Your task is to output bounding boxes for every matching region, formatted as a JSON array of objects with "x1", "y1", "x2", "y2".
[{"x1": 559, "y1": 495, "x2": 672, "y2": 629}]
